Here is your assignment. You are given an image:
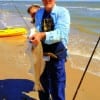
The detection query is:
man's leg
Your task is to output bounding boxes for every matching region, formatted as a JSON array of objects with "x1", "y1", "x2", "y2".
[
  {"x1": 51, "y1": 80, "x2": 66, "y2": 100},
  {"x1": 50, "y1": 58, "x2": 66, "y2": 100},
  {"x1": 39, "y1": 62, "x2": 51, "y2": 100},
  {"x1": 38, "y1": 91, "x2": 50, "y2": 100}
]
